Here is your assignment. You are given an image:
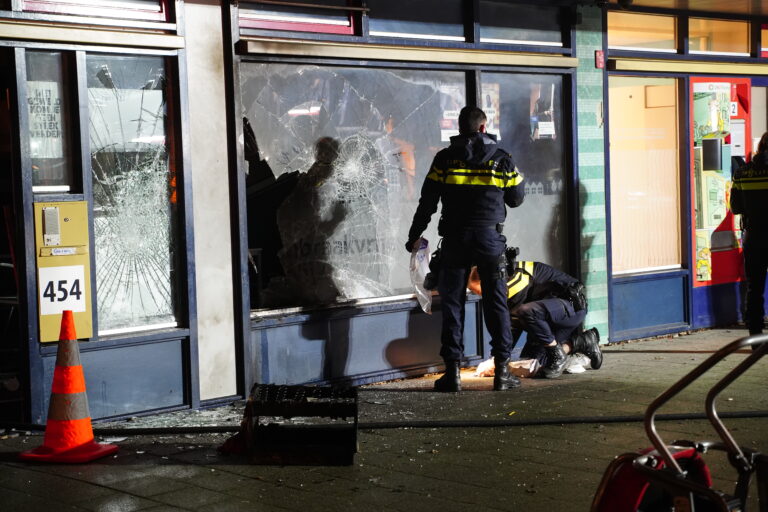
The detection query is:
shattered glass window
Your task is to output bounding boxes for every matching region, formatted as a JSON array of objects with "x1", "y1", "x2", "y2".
[
  {"x1": 87, "y1": 54, "x2": 178, "y2": 333},
  {"x1": 241, "y1": 64, "x2": 464, "y2": 308},
  {"x1": 481, "y1": 72, "x2": 568, "y2": 269}
]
